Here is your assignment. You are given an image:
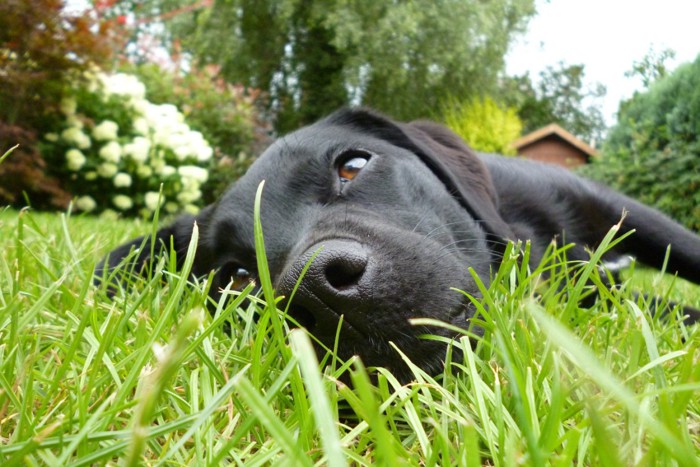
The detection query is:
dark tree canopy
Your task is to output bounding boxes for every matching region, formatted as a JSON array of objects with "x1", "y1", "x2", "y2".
[
  {"x1": 502, "y1": 63, "x2": 607, "y2": 145},
  {"x1": 580, "y1": 54, "x2": 700, "y2": 231},
  {"x1": 145, "y1": 0, "x2": 536, "y2": 132}
]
